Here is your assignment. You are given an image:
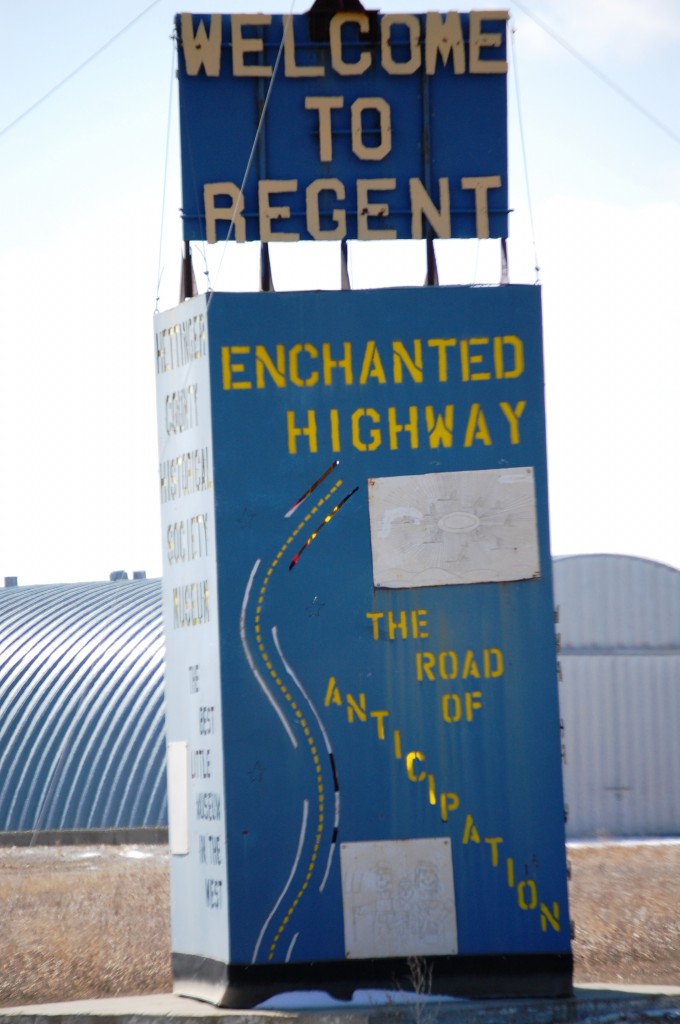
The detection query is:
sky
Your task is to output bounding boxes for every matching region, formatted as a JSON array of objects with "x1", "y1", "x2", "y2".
[{"x1": 1, "y1": 0, "x2": 679, "y2": 585}]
